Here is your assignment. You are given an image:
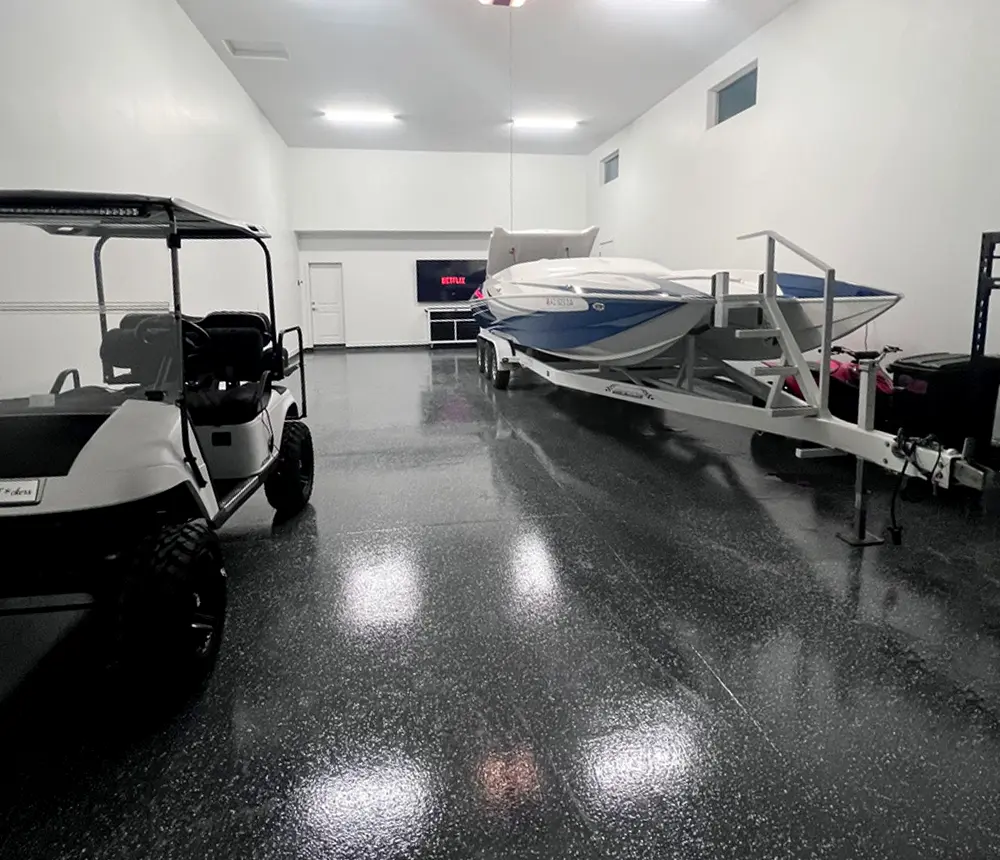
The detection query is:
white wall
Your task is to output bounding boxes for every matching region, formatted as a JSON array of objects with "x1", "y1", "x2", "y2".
[
  {"x1": 299, "y1": 234, "x2": 489, "y2": 348},
  {"x1": 0, "y1": 0, "x2": 296, "y2": 696},
  {"x1": 588, "y1": 0, "x2": 1000, "y2": 354},
  {"x1": 0, "y1": 0, "x2": 298, "y2": 400},
  {"x1": 291, "y1": 149, "x2": 588, "y2": 348},
  {"x1": 290, "y1": 149, "x2": 588, "y2": 233}
]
